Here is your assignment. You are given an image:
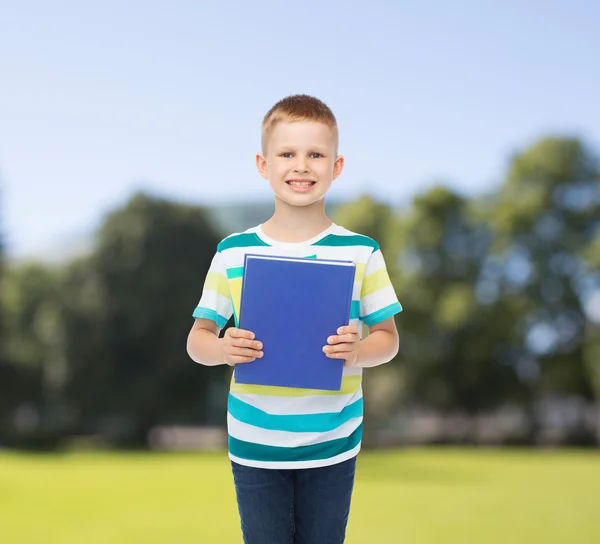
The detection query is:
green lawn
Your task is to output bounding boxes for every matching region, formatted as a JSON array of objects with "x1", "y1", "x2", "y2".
[{"x1": 1, "y1": 448, "x2": 599, "y2": 543}]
